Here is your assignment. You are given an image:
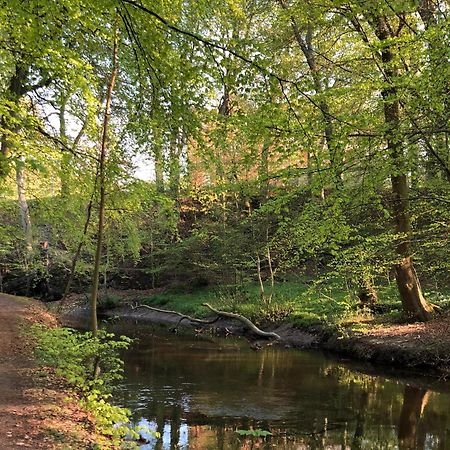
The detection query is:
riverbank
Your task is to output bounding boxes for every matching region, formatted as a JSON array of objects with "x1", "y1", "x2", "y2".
[
  {"x1": 58, "y1": 288, "x2": 450, "y2": 374},
  {"x1": 0, "y1": 294, "x2": 112, "y2": 449}
]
